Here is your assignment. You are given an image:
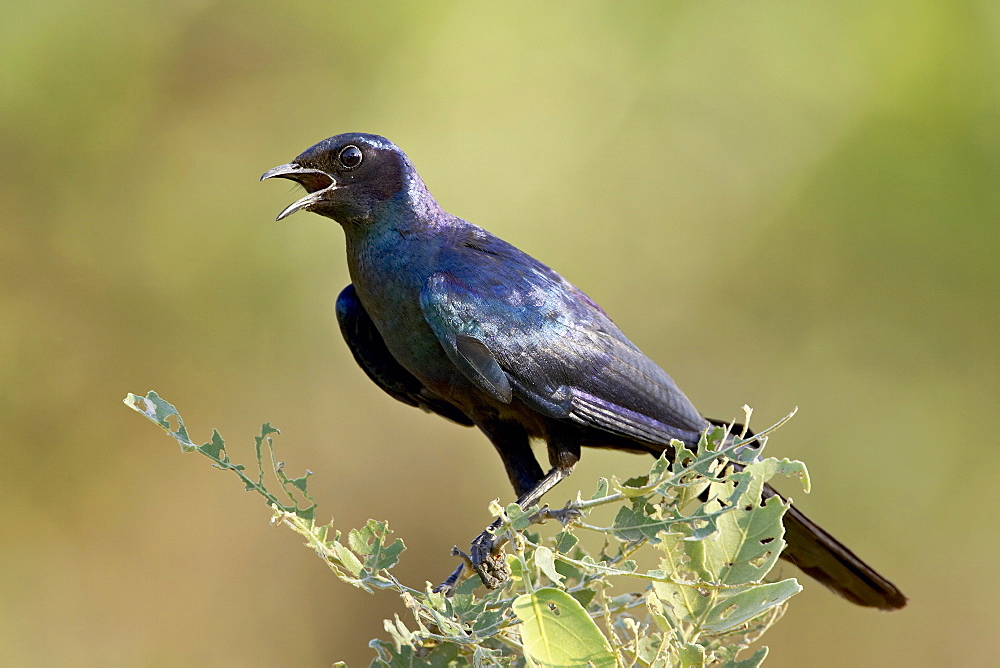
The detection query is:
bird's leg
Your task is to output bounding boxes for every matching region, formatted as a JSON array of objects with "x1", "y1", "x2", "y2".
[
  {"x1": 434, "y1": 421, "x2": 541, "y2": 595},
  {"x1": 468, "y1": 463, "x2": 577, "y2": 589},
  {"x1": 433, "y1": 490, "x2": 582, "y2": 595},
  {"x1": 467, "y1": 434, "x2": 581, "y2": 589},
  {"x1": 434, "y1": 424, "x2": 581, "y2": 593}
]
